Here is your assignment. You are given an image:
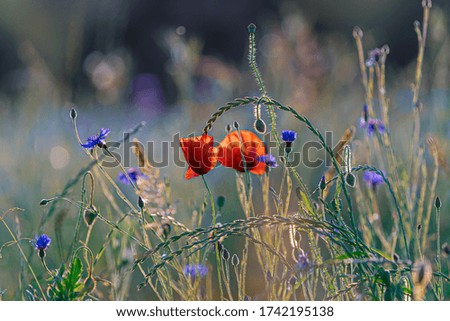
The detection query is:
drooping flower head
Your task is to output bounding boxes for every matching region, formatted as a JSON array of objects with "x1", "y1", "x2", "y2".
[
  {"x1": 363, "y1": 171, "x2": 384, "y2": 189},
  {"x1": 118, "y1": 167, "x2": 142, "y2": 185},
  {"x1": 81, "y1": 128, "x2": 111, "y2": 149},
  {"x1": 217, "y1": 130, "x2": 266, "y2": 175},
  {"x1": 281, "y1": 130, "x2": 297, "y2": 143},
  {"x1": 257, "y1": 154, "x2": 278, "y2": 168},
  {"x1": 180, "y1": 133, "x2": 217, "y2": 180},
  {"x1": 183, "y1": 264, "x2": 208, "y2": 281}
]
